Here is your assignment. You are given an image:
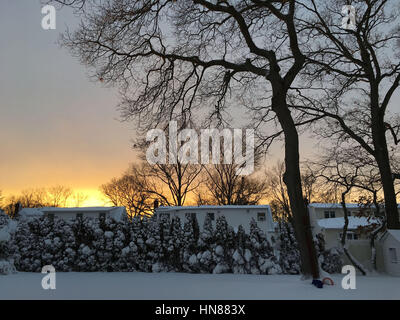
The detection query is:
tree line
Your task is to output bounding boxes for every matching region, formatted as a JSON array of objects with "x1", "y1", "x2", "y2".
[{"x1": 0, "y1": 186, "x2": 88, "y2": 218}]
